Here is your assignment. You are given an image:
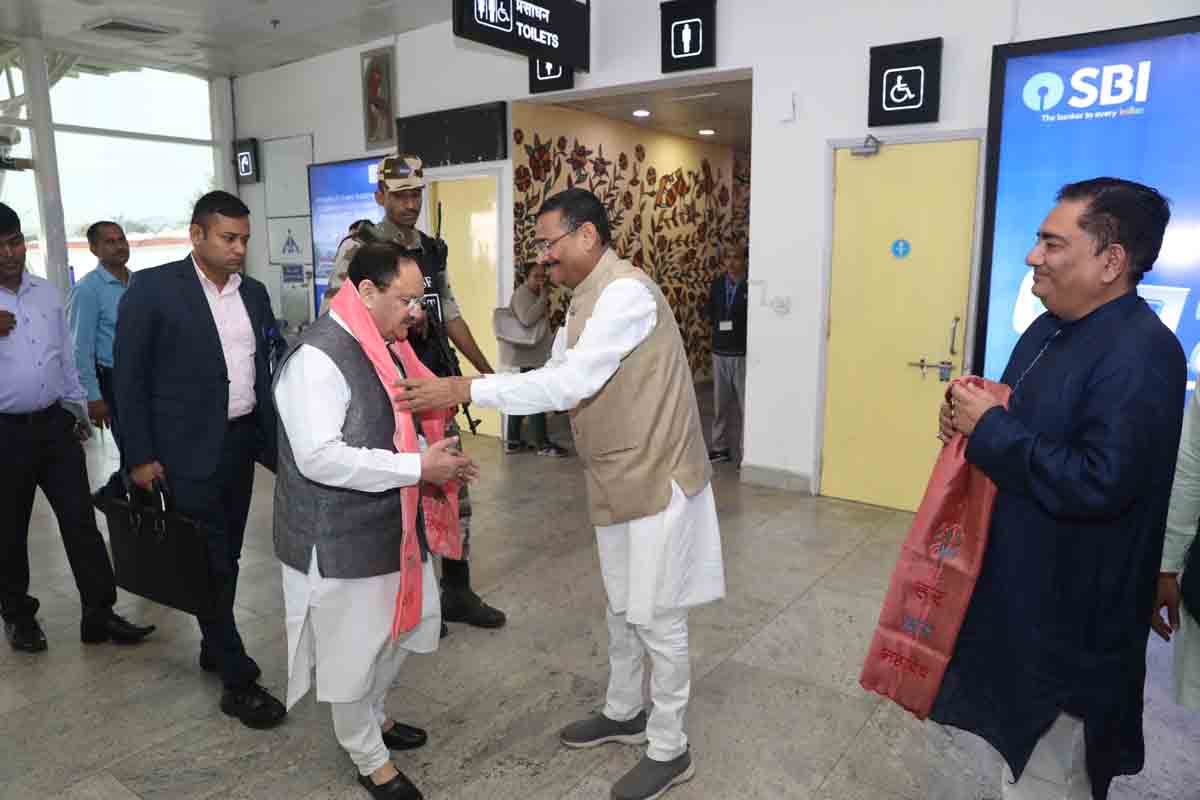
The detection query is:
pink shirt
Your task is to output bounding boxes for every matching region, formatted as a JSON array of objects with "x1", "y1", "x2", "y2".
[{"x1": 194, "y1": 261, "x2": 257, "y2": 419}]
